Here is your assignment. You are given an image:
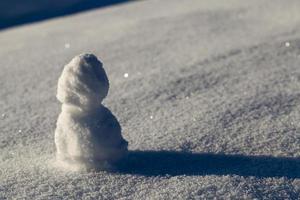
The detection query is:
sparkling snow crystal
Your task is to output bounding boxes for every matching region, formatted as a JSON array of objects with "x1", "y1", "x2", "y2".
[{"x1": 55, "y1": 54, "x2": 128, "y2": 171}]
